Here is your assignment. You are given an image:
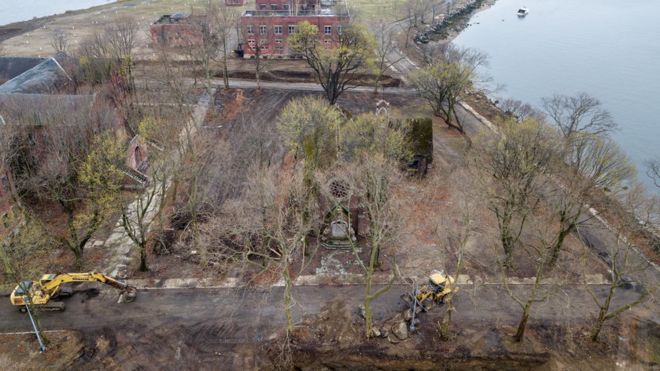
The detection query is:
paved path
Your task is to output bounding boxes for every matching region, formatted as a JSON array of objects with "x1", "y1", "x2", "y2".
[
  {"x1": 94, "y1": 90, "x2": 215, "y2": 278},
  {"x1": 0, "y1": 283, "x2": 651, "y2": 336}
]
